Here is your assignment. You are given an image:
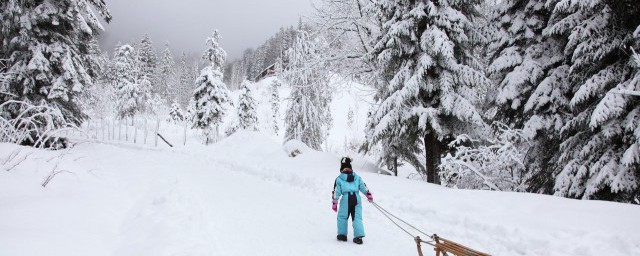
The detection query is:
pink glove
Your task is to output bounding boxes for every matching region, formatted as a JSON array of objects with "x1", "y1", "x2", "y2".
[
  {"x1": 332, "y1": 199, "x2": 338, "y2": 212},
  {"x1": 366, "y1": 192, "x2": 373, "y2": 203}
]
